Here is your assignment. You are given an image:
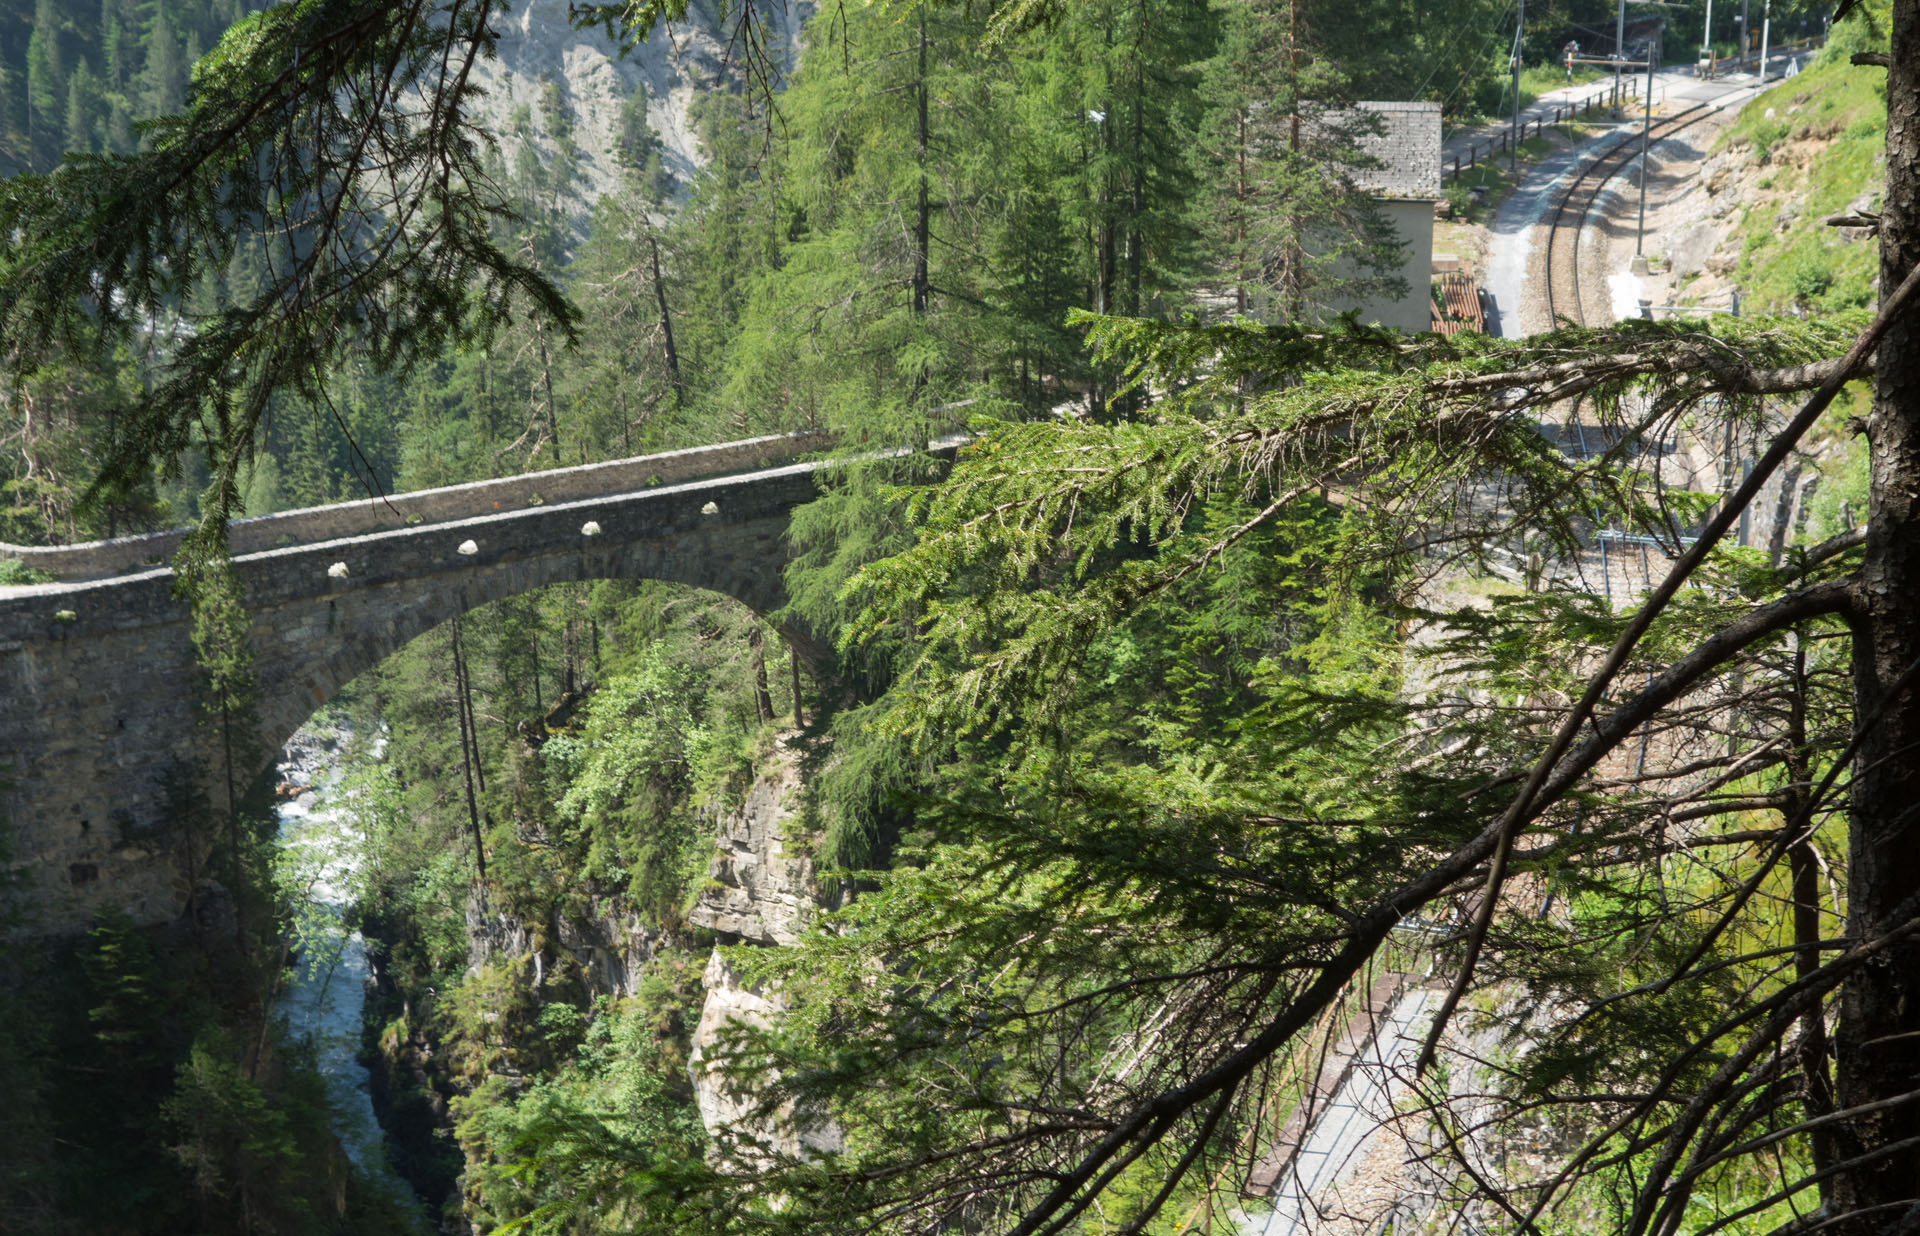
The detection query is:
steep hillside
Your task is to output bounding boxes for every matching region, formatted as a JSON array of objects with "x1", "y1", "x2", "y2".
[
  {"x1": 470, "y1": 0, "x2": 811, "y2": 227},
  {"x1": 1667, "y1": 38, "x2": 1888, "y2": 316}
]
